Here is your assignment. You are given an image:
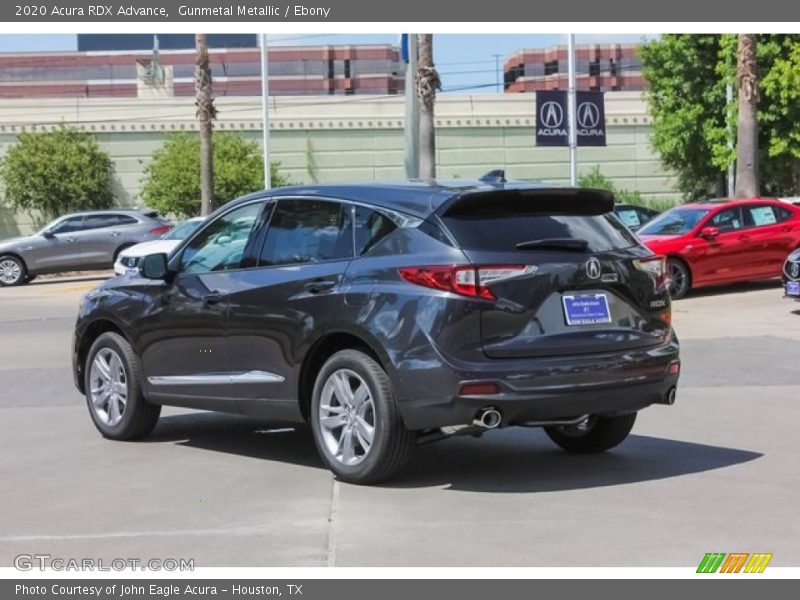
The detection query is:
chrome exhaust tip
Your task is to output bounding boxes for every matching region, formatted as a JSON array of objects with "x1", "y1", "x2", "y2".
[{"x1": 474, "y1": 407, "x2": 502, "y2": 429}]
